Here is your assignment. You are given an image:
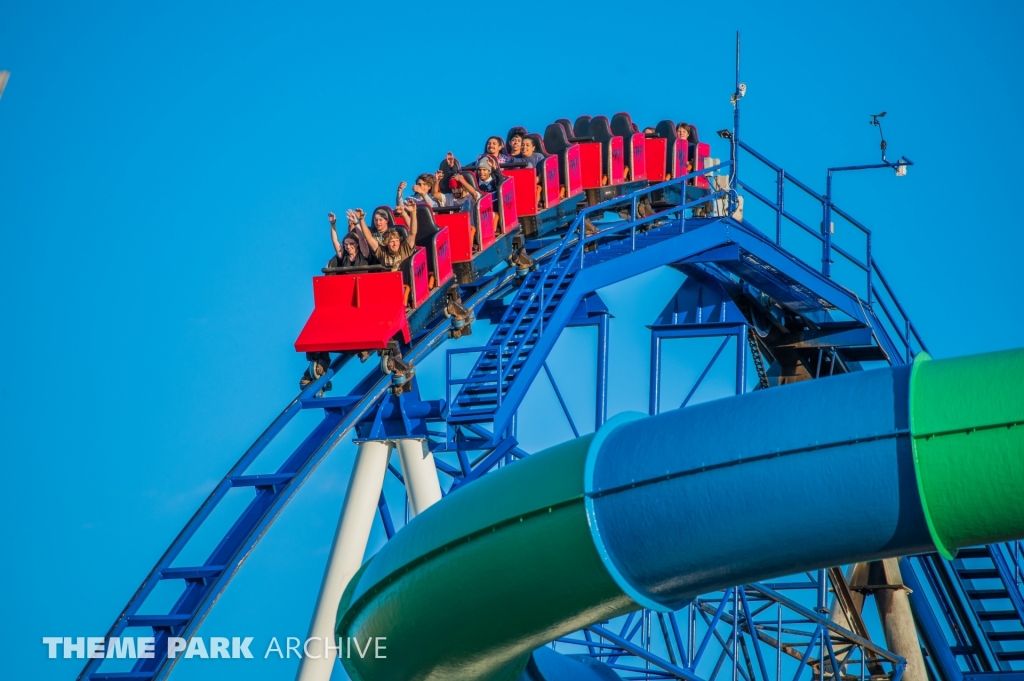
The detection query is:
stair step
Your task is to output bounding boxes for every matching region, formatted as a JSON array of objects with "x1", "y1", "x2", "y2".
[
  {"x1": 474, "y1": 340, "x2": 537, "y2": 356},
  {"x1": 497, "y1": 316, "x2": 551, "y2": 330},
  {"x1": 955, "y1": 548, "x2": 993, "y2": 559},
  {"x1": 462, "y1": 372, "x2": 521, "y2": 385},
  {"x1": 977, "y1": 610, "x2": 1022, "y2": 621},
  {"x1": 995, "y1": 651, "x2": 1024, "y2": 661},
  {"x1": 986, "y1": 630, "x2": 1024, "y2": 641},
  {"x1": 956, "y1": 569, "x2": 1001, "y2": 580},
  {"x1": 447, "y1": 409, "x2": 497, "y2": 422},
  {"x1": 126, "y1": 613, "x2": 191, "y2": 627},
  {"x1": 475, "y1": 347, "x2": 534, "y2": 362},
  {"x1": 160, "y1": 565, "x2": 226, "y2": 580},
  {"x1": 499, "y1": 307, "x2": 560, "y2": 323},
  {"x1": 230, "y1": 473, "x2": 293, "y2": 488},
  {"x1": 455, "y1": 396, "x2": 499, "y2": 407},
  {"x1": 965, "y1": 589, "x2": 1012, "y2": 600}
]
